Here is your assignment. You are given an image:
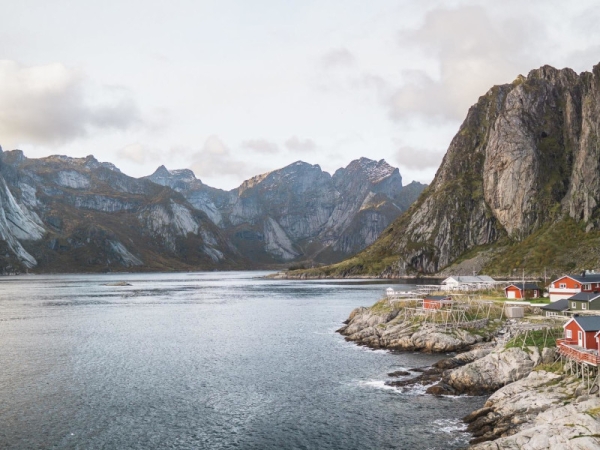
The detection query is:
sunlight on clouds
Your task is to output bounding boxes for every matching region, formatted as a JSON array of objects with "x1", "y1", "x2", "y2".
[{"x1": 0, "y1": 60, "x2": 141, "y2": 147}]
